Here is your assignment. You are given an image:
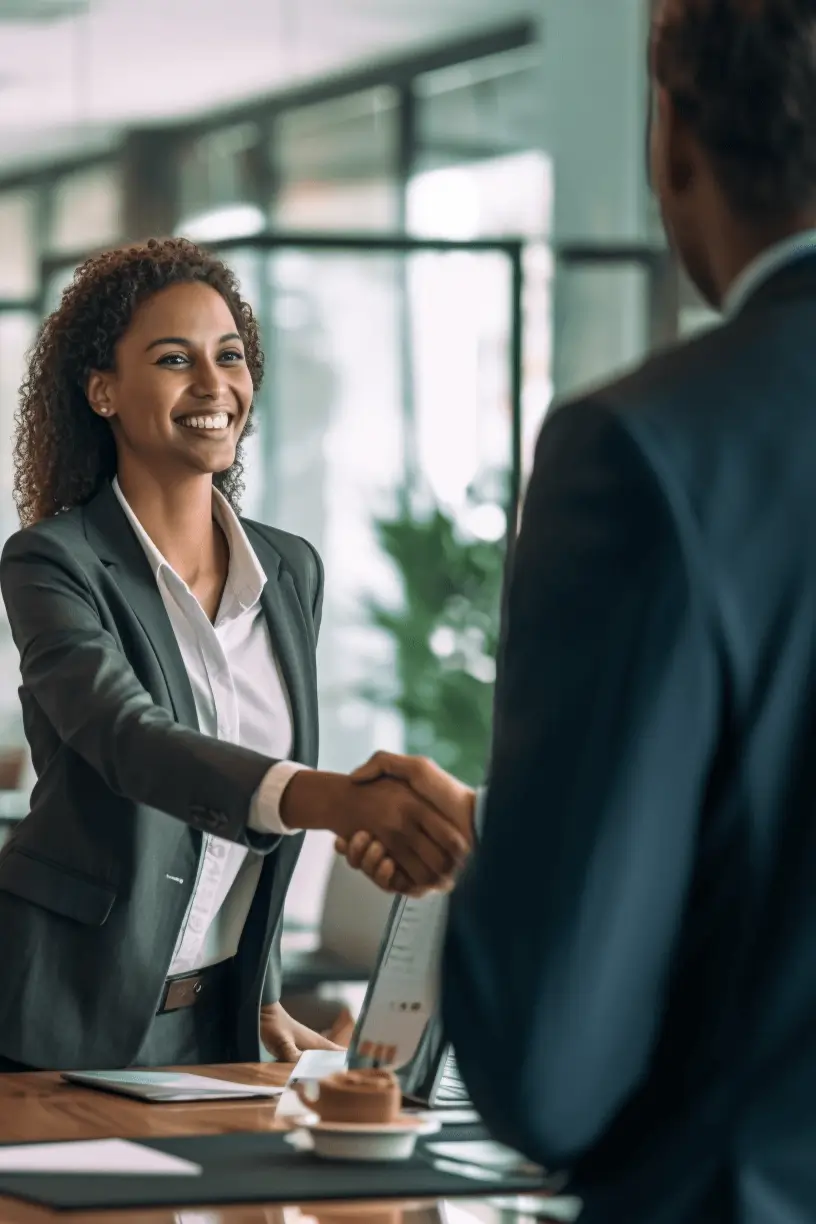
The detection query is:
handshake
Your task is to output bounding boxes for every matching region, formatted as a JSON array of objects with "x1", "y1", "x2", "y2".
[{"x1": 279, "y1": 751, "x2": 475, "y2": 896}]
